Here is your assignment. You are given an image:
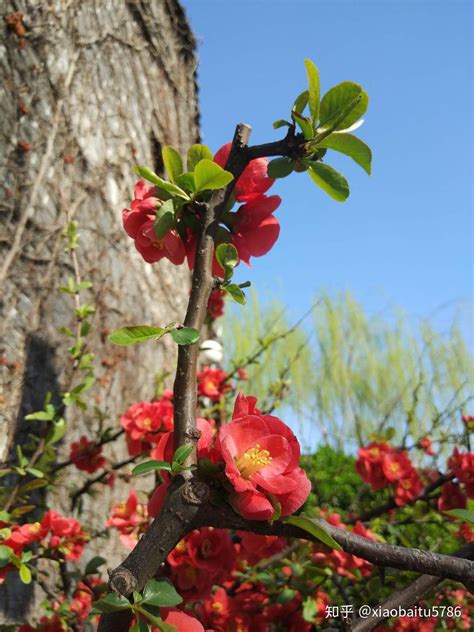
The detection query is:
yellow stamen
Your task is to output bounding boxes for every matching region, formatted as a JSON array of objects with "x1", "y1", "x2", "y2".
[{"x1": 235, "y1": 443, "x2": 272, "y2": 479}]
